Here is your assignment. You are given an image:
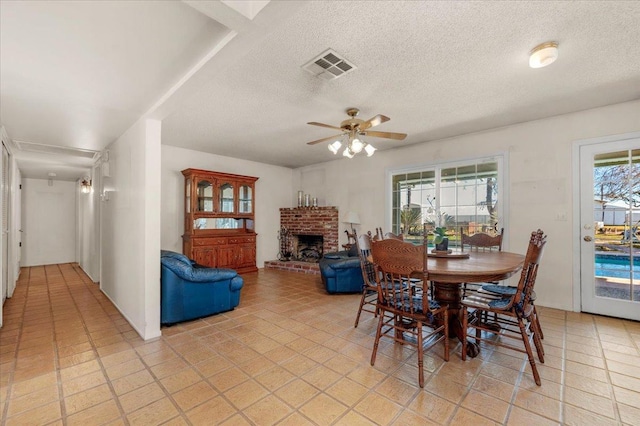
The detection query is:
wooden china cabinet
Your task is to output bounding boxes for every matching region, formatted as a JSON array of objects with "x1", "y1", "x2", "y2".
[{"x1": 182, "y1": 168, "x2": 258, "y2": 274}]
